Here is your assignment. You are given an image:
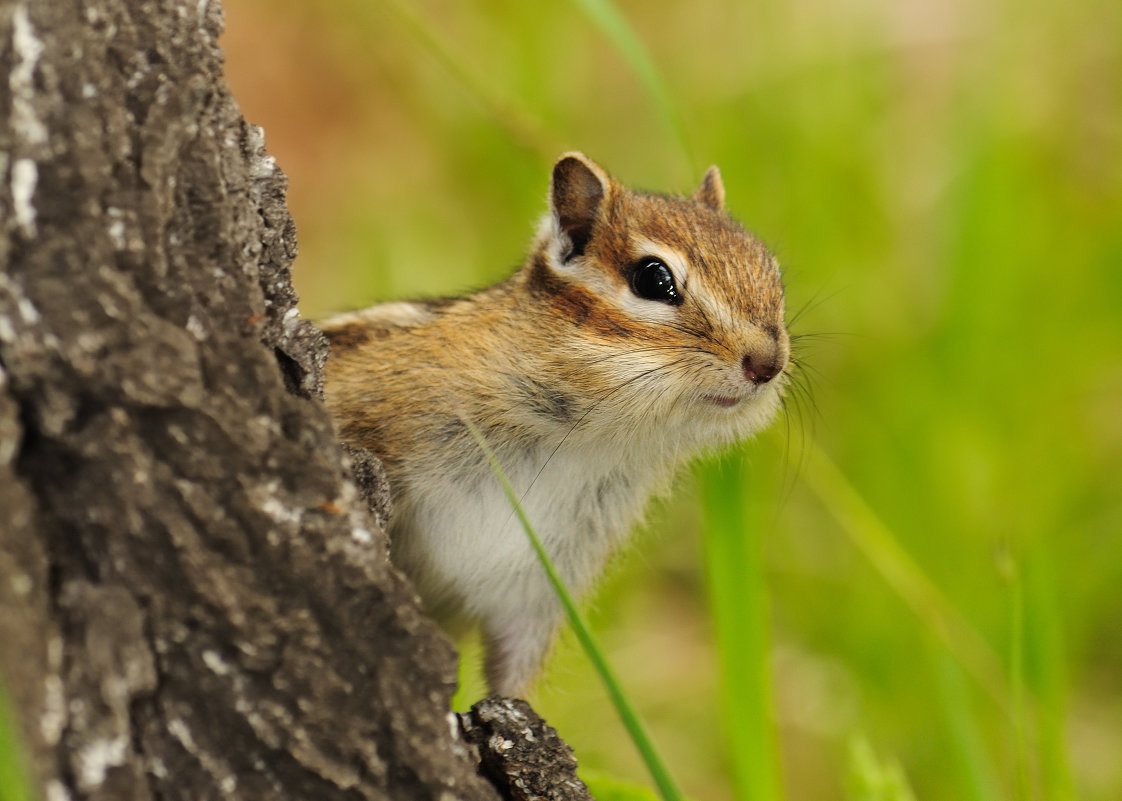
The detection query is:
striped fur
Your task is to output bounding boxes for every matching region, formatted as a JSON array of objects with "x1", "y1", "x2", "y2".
[{"x1": 322, "y1": 153, "x2": 789, "y2": 695}]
